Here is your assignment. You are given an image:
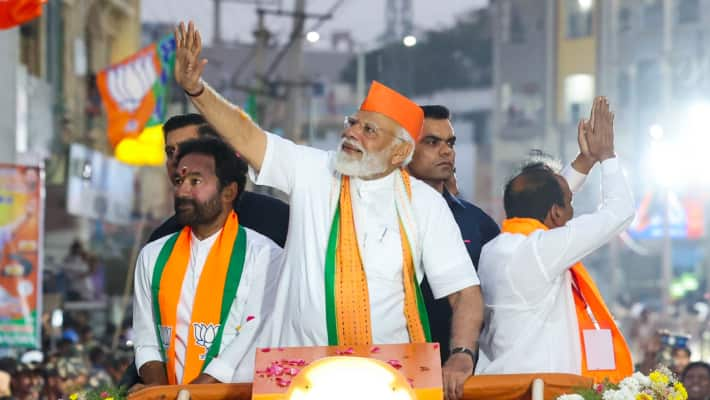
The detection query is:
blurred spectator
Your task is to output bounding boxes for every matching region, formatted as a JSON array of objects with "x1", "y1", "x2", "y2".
[
  {"x1": 42, "y1": 362, "x2": 63, "y2": 400},
  {"x1": 56, "y1": 338, "x2": 78, "y2": 359},
  {"x1": 682, "y1": 362, "x2": 710, "y2": 400},
  {"x1": 79, "y1": 326, "x2": 97, "y2": 350},
  {"x1": 107, "y1": 350, "x2": 132, "y2": 386},
  {"x1": 9, "y1": 362, "x2": 41, "y2": 400},
  {"x1": 54, "y1": 358, "x2": 89, "y2": 396},
  {"x1": 636, "y1": 332, "x2": 663, "y2": 374},
  {"x1": 0, "y1": 358, "x2": 15, "y2": 399},
  {"x1": 62, "y1": 240, "x2": 90, "y2": 301},
  {"x1": 672, "y1": 346, "x2": 692, "y2": 376},
  {"x1": 0, "y1": 371, "x2": 9, "y2": 400},
  {"x1": 629, "y1": 305, "x2": 658, "y2": 362},
  {"x1": 87, "y1": 347, "x2": 113, "y2": 389},
  {"x1": 85, "y1": 254, "x2": 105, "y2": 301}
]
